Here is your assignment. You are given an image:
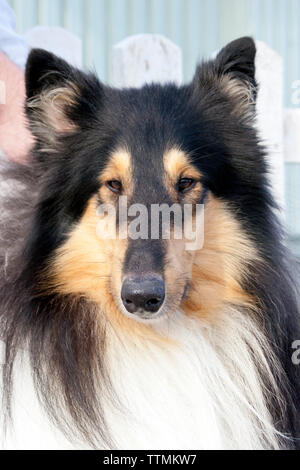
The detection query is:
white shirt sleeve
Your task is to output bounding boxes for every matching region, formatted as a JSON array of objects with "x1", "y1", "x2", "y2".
[{"x1": 0, "y1": 0, "x2": 29, "y2": 69}]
